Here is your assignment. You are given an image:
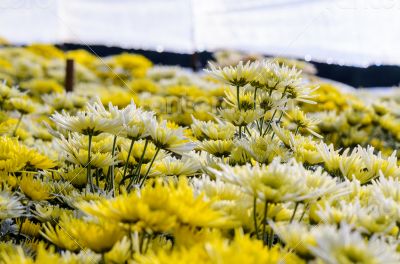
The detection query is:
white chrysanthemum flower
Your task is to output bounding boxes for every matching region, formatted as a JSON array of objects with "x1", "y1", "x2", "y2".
[
  {"x1": 220, "y1": 108, "x2": 264, "y2": 127},
  {"x1": 206, "y1": 61, "x2": 260, "y2": 87},
  {"x1": 371, "y1": 176, "x2": 400, "y2": 202},
  {"x1": 192, "y1": 175, "x2": 244, "y2": 205},
  {"x1": 270, "y1": 221, "x2": 317, "y2": 258},
  {"x1": 0, "y1": 192, "x2": 25, "y2": 219},
  {"x1": 57, "y1": 135, "x2": 117, "y2": 168},
  {"x1": 285, "y1": 83, "x2": 318, "y2": 104},
  {"x1": 276, "y1": 63, "x2": 302, "y2": 81},
  {"x1": 187, "y1": 150, "x2": 224, "y2": 177},
  {"x1": 259, "y1": 61, "x2": 284, "y2": 88},
  {"x1": 285, "y1": 106, "x2": 322, "y2": 138},
  {"x1": 32, "y1": 204, "x2": 67, "y2": 222},
  {"x1": 256, "y1": 90, "x2": 288, "y2": 113},
  {"x1": 224, "y1": 87, "x2": 254, "y2": 110},
  {"x1": 0, "y1": 83, "x2": 25, "y2": 102},
  {"x1": 146, "y1": 65, "x2": 181, "y2": 81},
  {"x1": 301, "y1": 167, "x2": 349, "y2": 203},
  {"x1": 337, "y1": 146, "x2": 400, "y2": 184},
  {"x1": 51, "y1": 109, "x2": 121, "y2": 136},
  {"x1": 370, "y1": 176, "x2": 400, "y2": 224},
  {"x1": 316, "y1": 199, "x2": 361, "y2": 226},
  {"x1": 355, "y1": 202, "x2": 396, "y2": 235},
  {"x1": 146, "y1": 120, "x2": 194, "y2": 154},
  {"x1": 61, "y1": 250, "x2": 101, "y2": 264},
  {"x1": 149, "y1": 156, "x2": 200, "y2": 177},
  {"x1": 121, "y1": 107, "x2": 154, "y2": 140},
  {"x1": 191, "y1": 117, "x2": 236, "y2": 141},
  {"x1": 238, "y1": 134, "x2": 288, "y2": 165},
  {"x1": 310, "y1": 223, "x2": 400, "y2": 264},
  {"x1": 197, "y1": 139, "x2": 234, "y2": 158},
  {"x1": 357, "y1": 146, "x2": 400, "y2": 179},
  {"x1": 212, "y1": 158, "x2": 310, "y2": 203},
  {"x1": 42, "y1": 91, "x2": 86, "y2": 112},
  {"x1": 255, "y1": 60, "x2": 301, "y2": 91},
  {"x1": 316, "y1": 142, "x2": 342, "y2": 173},
  {"x1": 87, "y1": 98, "x2": 155, "y2": 140}
]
